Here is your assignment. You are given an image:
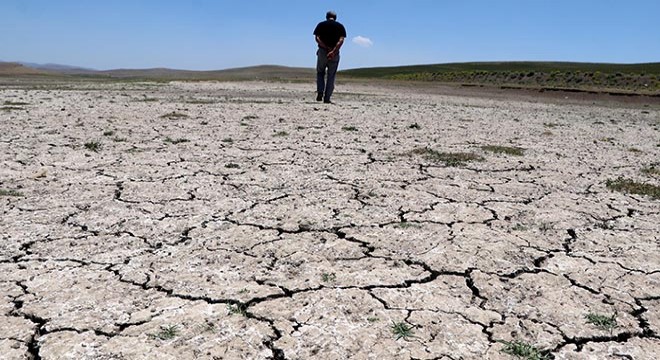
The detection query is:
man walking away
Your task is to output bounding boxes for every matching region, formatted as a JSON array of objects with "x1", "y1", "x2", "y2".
[{"x1": 314, "y1": 11, "x2": 346, "y2": 104}]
